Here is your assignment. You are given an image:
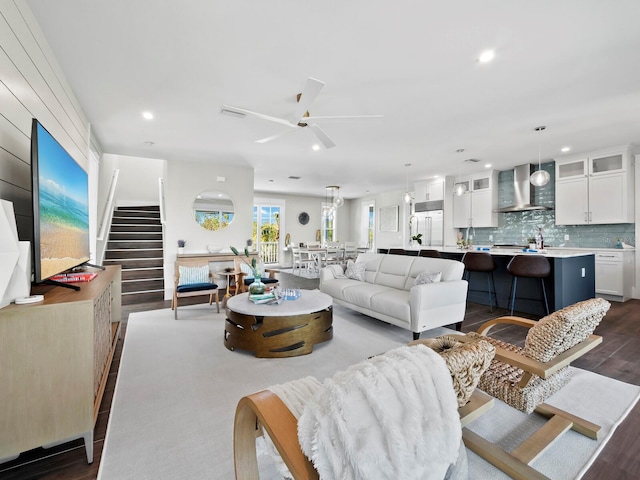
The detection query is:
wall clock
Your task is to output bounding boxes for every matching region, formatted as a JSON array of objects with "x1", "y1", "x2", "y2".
[{"x1": 298, "y1": 212, "x2": 310, "y2": 225}]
